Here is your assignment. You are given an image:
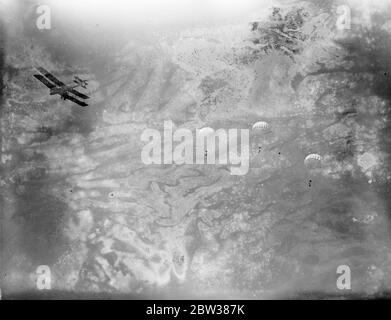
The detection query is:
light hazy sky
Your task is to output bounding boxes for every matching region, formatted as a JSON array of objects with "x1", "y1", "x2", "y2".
[{"x1": 44, "y1": 0, "x2": 274, "y2": 29}]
